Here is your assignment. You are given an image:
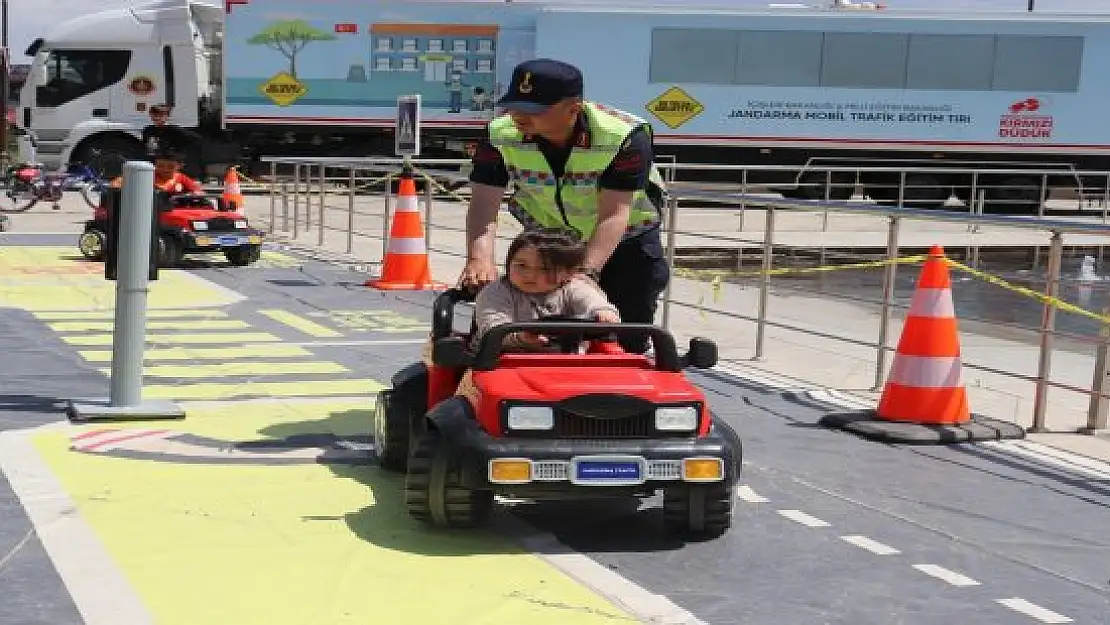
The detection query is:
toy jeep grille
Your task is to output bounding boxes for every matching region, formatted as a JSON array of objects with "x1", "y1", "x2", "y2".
[
  {"x1": 553, "y1": 409, "x2": 654, "y2": 439},
  {"x1": 207, "y1": 218, "x2": 238, "y2": 232}
]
